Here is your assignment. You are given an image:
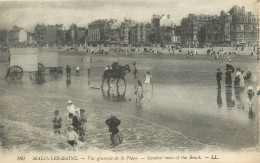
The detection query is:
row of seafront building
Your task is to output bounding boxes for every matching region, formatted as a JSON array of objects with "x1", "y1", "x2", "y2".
[
  {"x1": 181, "y1": 5, "x2": 259, "y2": 47},
  {"x1": 0, "y1": 5, "x2": 259, "y2": 48},
  {"x1": 87, "y1": 14, "x2": 179, "y2": 47}
]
